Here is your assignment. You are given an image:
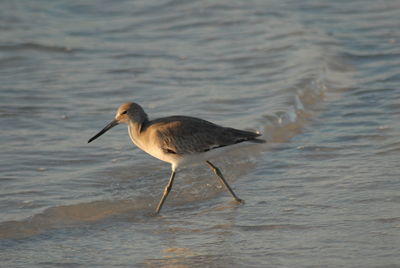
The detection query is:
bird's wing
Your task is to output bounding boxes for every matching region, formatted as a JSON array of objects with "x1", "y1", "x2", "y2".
[{"x1": 154, "y1": 116, "x2": 260, "y2": 155}]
